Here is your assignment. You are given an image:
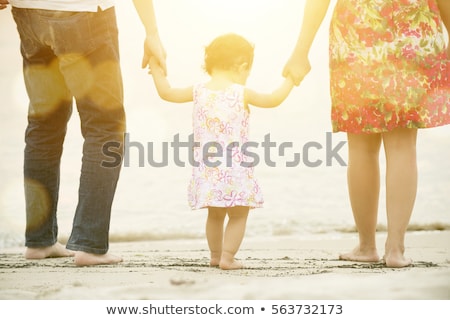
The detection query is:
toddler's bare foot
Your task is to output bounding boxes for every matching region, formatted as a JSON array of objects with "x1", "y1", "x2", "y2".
[
  {"x1": 25, "y1": 242, "x2": 74, "y2": 259},
  {"x1": 339, "y1": 246, "x2": 380, "y2": 263},
  {"x1": 383, "y1": 250, "x2": 412, "y2": 268},
  {"x1": 74, "y1": 251, "x2": 123, "y2": 267},
  {"x1": 210, "y1": 258, "x2": 220, "y2": 267},
  {"x1": 209, "y1": 251, "x2": 221, "y2": 267},
  {"x1": 219, "y1": 259, "x2": 244, "y2": 270}
]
